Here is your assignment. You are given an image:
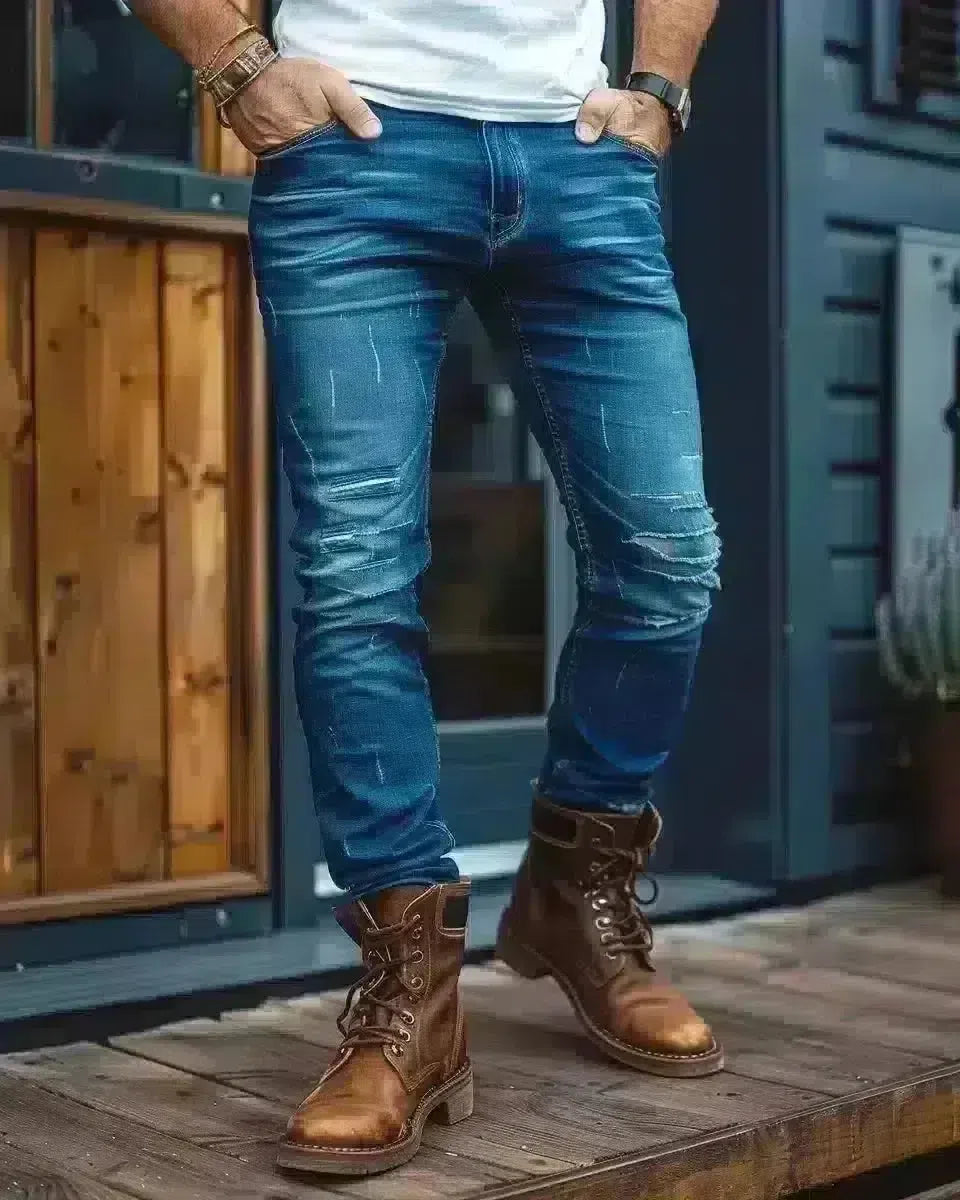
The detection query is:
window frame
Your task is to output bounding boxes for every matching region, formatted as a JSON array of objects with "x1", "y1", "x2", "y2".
[{"x1": 870, "y1": 0, "x2": 960, "y2": 127}]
